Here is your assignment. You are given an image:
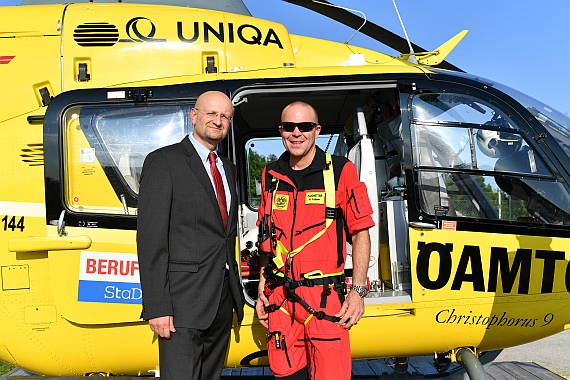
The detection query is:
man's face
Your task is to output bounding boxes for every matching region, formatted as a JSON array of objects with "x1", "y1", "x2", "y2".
[
  {"x1": 279, "y1": 104, "x2": 321, "y2": 159},
  {"x1": 190, "y1": 92, "x2": 233, "y2": 149}
]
